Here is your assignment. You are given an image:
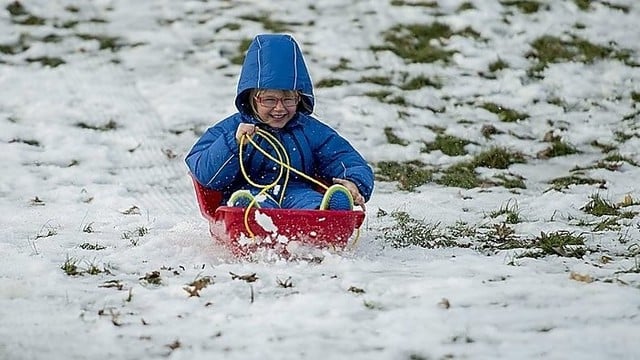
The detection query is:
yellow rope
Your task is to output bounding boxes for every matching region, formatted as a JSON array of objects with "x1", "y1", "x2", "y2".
[
  {"x1": 243, "y1": 128, "x2": 329, "y2": 191},
  {"x1": 237, "y1": 127, "x2": 356, "y2": 244},
  {"x1": 347, "y1": 228, "x2": 362, "y2": 251},
  {"x1": 239, "y1": 130, "x2": 280, "y2": 238}
]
